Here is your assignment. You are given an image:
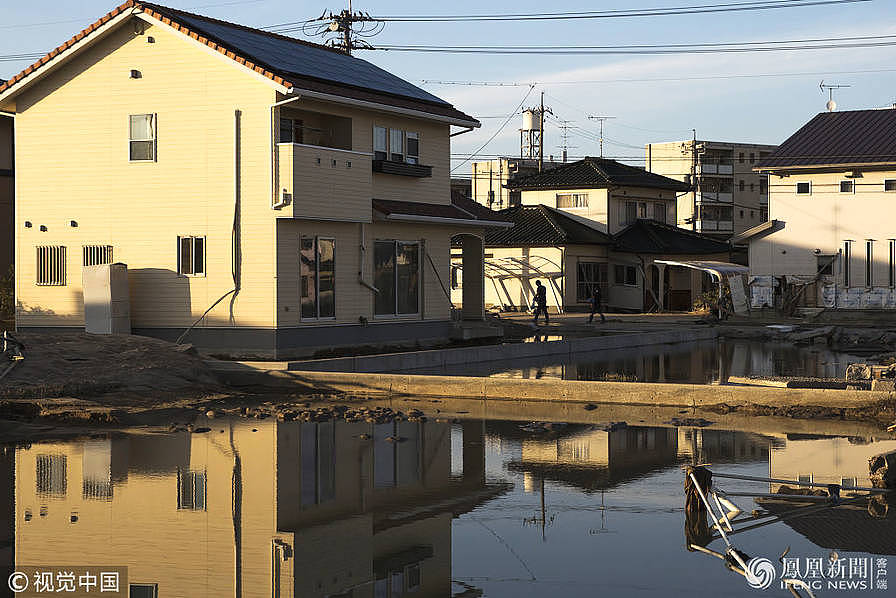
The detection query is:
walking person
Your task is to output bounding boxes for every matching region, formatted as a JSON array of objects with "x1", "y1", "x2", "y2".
[
  {"x1": 532, "y1": 280, "x2": 549, "y2": 325},
  {"x1": 587, "y1": 284, "x2": 606, "y2": 323}
]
